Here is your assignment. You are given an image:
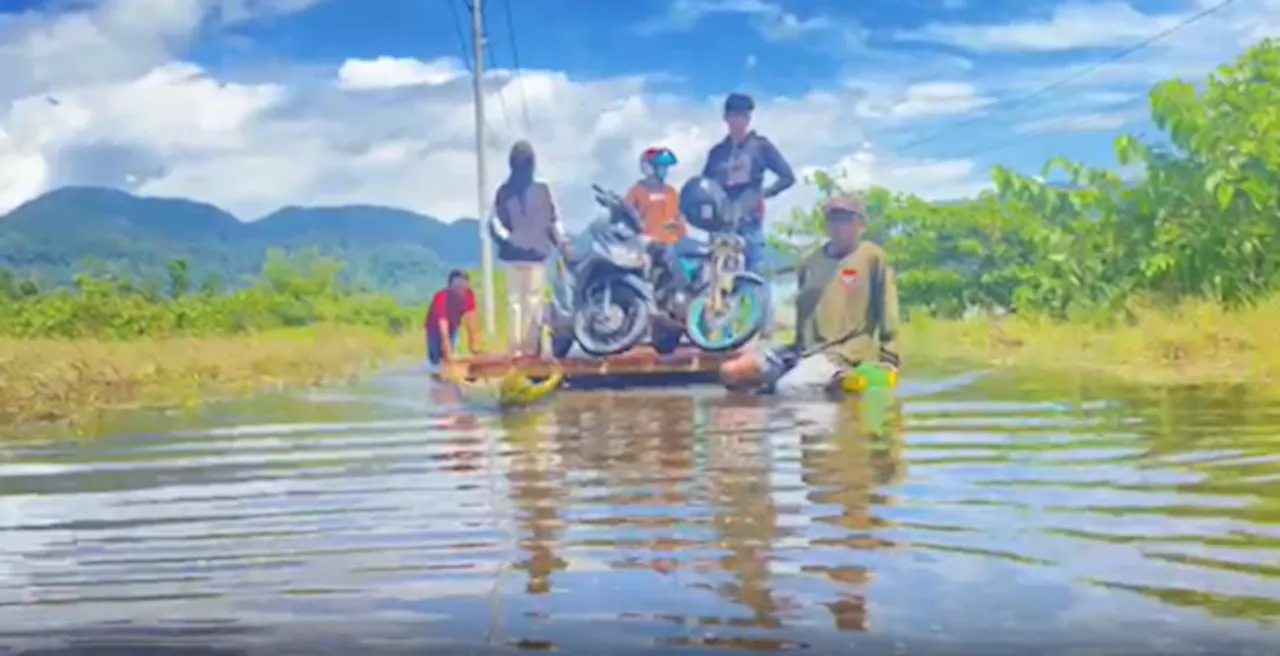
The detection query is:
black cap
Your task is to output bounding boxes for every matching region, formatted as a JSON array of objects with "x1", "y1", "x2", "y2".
[{"x1": 724, "y1": 92, "x2": 755, "y2": 114}]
